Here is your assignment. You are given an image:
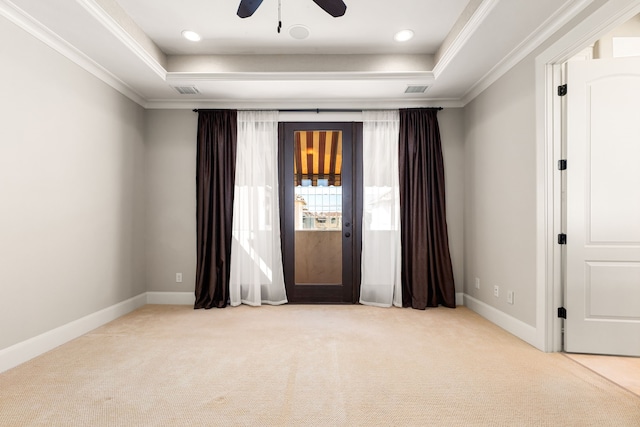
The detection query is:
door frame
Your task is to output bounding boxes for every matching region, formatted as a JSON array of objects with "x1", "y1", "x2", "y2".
[
  {"x1": 278, "y1": 121, "x2": 363, "y2": 303},
  {"x1": 536, "y1": 0, "x2": 640, "y2": 352}
]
